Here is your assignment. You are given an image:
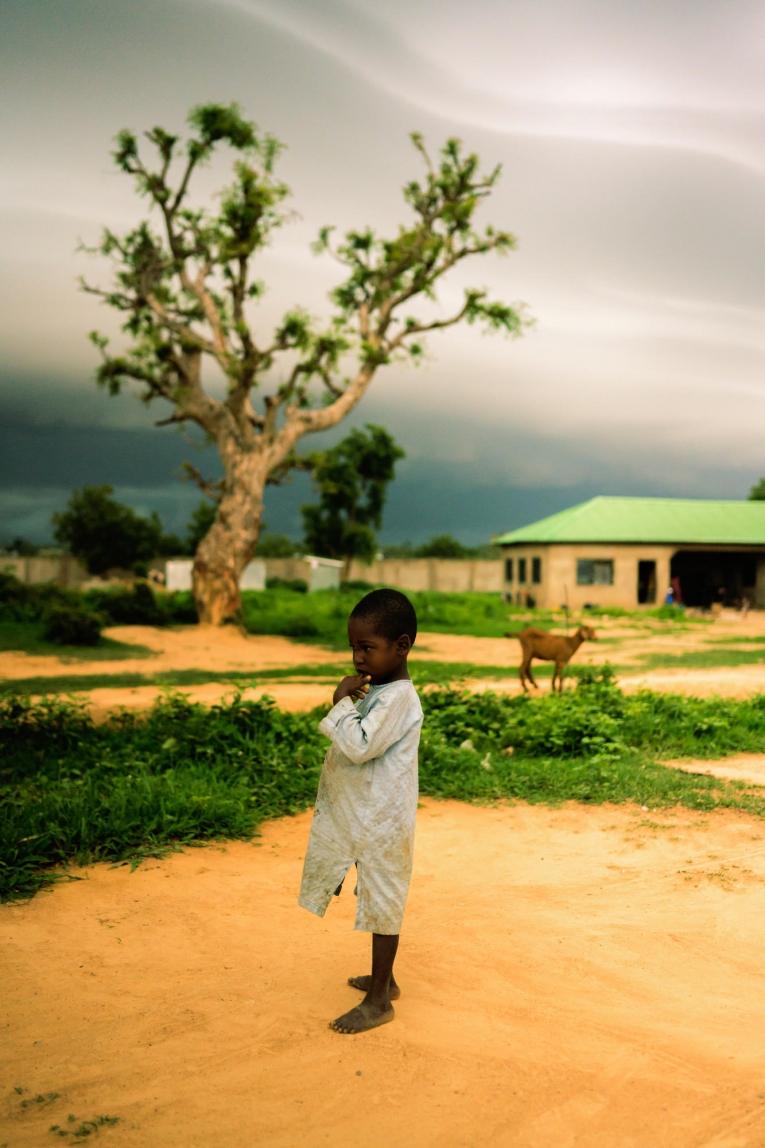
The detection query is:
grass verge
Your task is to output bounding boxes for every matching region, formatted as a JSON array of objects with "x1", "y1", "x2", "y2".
[
  {"x1": 0, "y1": 660, "x2": 600, "y2": 698},
  {"x1": 0, "y1": 621, "x2": 156, "y2": 660},
  {"x1": 3, "y1": 670, "x2": 765, "y2": 903}
]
